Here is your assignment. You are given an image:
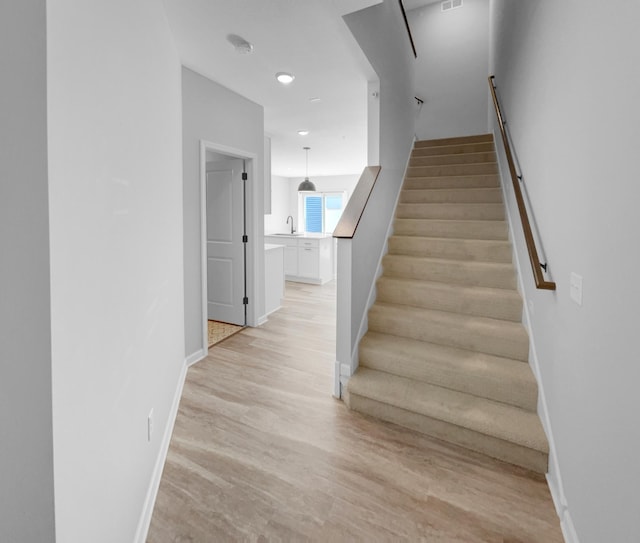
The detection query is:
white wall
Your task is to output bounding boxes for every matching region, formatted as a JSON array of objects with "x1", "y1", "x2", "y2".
[
  {"x1": 182, "y1": 67, "x2": 265, "y2": 354},
  {"x1": 0, "y1": 2, "x2": 55, "y2": 541},
  {"x1": 342, "y1": 0, "x2": 416, "y2": 362},
  {"x1": 409, "y1": 0, "x2": 490, "y2": 140},
  {"x1": 47, "y1": 1, "x2": 184, "y2": 541},
  {"x1": 264, "y1": 175, "x2": 292, "y2": 234},
  {"x1": 490, "y1": 1, "x2": 640, "y2": 542}
]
